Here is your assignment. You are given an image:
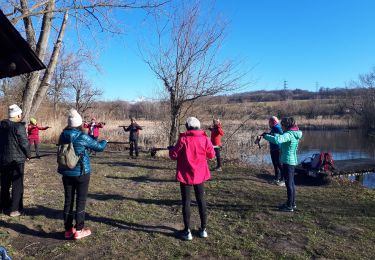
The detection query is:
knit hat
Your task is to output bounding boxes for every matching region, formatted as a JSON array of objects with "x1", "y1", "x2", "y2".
[
  {"x1": 186, "y1": 117, "x2": 201, "y2": 129},
  {"x1": 30, "y1": 118, "x2": 37, "y2": 125},
  {"x1": 8, "y1": 104, "x2": 22, "y2": 118},
  {"x1": 67, "y1": 109, "x2": 83, "y2": 127},
  {"x1": 269, "y1": 116, "x2": 279, "y2": 127}
]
